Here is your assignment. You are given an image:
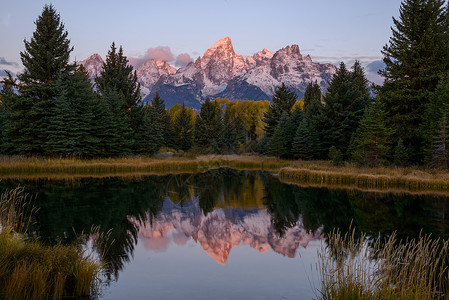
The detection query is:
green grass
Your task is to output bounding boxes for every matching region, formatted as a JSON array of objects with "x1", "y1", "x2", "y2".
[
  {"x1": 0, "y1": 187, "x2": 104, "y2": 299},
  {"x1": 317, "y1": 229, "x2": 449, "y2": 300}
]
